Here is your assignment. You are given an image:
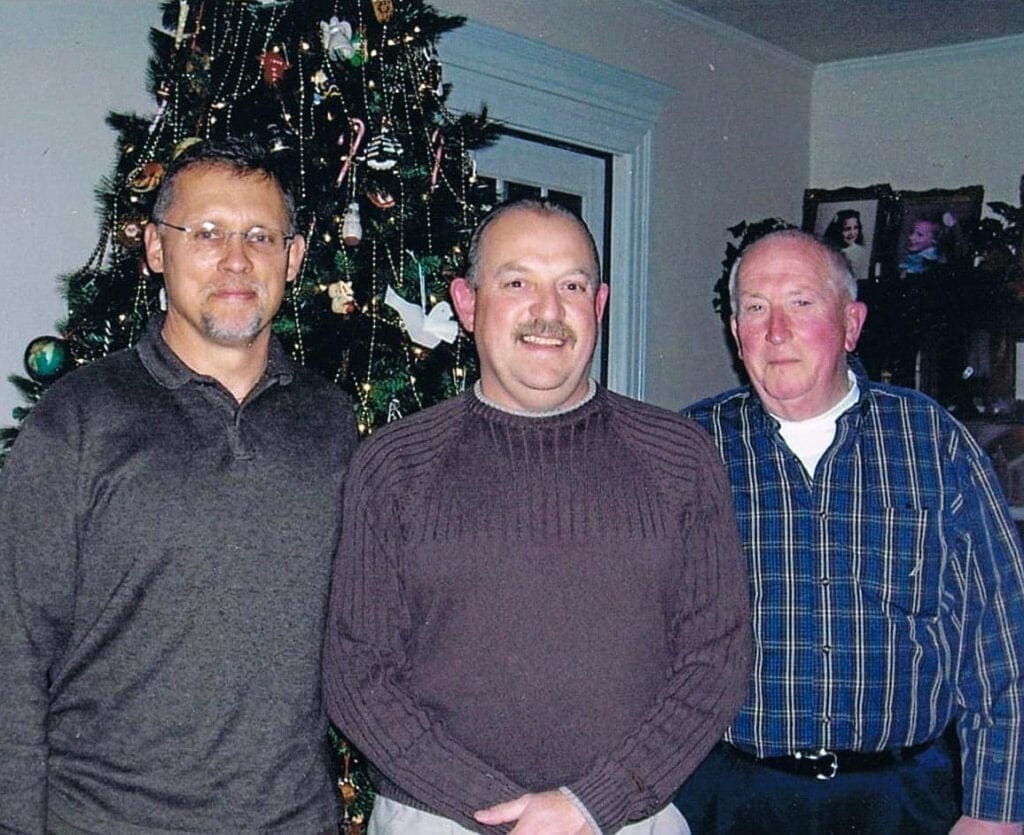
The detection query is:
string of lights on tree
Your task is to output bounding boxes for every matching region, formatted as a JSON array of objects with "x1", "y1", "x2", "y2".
[{"x1": 3, "y1": 0, "x2": 497, "y2": 461}]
